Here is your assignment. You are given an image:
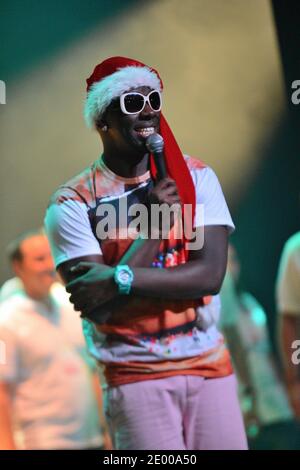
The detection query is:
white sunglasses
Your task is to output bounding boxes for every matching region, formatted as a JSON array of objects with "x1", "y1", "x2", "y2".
[{"x1": 119, "y1": 89, "x2": 162, "y2": 115}]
